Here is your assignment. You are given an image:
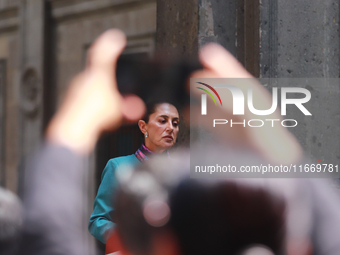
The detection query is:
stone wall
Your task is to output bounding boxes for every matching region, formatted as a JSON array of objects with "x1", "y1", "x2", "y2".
[
  {"x1": 0, "y1": 0, "x2": 20, "y2": 192},
  {"x1": 260, "y1": 0, "x2": 339, "y2": 164}
]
